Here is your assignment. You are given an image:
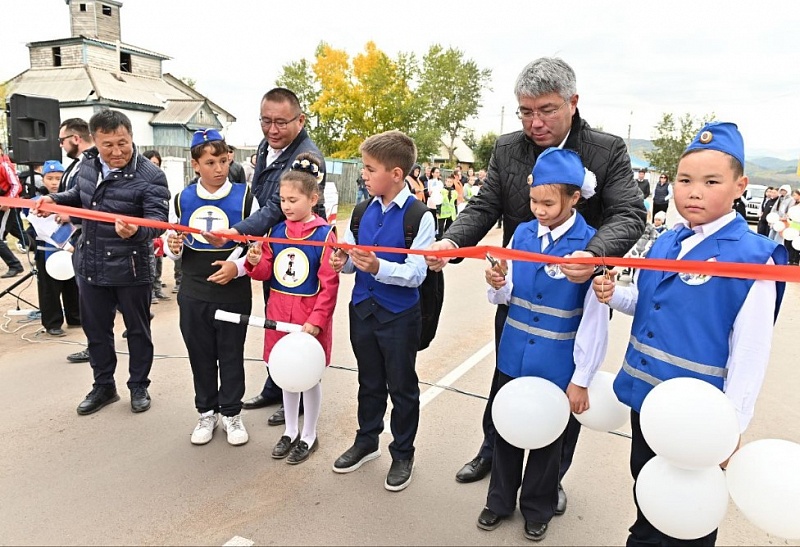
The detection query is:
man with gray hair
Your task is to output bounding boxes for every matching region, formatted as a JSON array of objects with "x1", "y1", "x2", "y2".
[{"x1": 426, "y1": 57, "x2": 645, "y2": 526}]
